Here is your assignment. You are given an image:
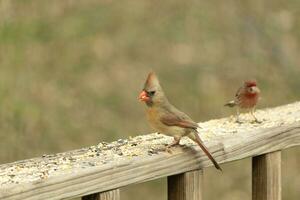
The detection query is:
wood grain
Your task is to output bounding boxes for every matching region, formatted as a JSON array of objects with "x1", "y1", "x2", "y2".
[
  {"x1": 0, "y1": 102, "x2": 300, "y2": 200},
  {"x1": 252, "y1": 151, "x2": 281, "y2": 200},
  {"x1": 168, "y1": 170, "x2": 203, "y2": 200},
  {"x1": 82, "y1": 190, "x2": 120, "y2": 200}
]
